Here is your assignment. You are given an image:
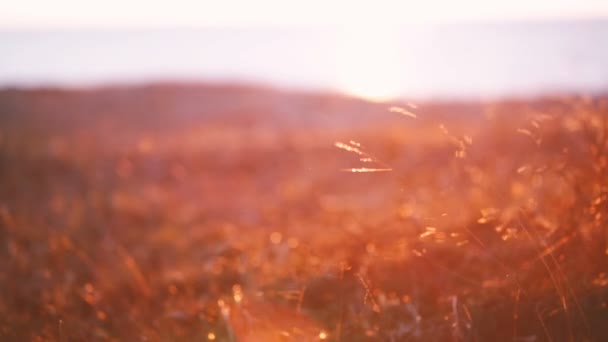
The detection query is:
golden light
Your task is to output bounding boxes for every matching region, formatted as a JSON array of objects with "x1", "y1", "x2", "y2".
[
  {"x1": 270, "y1": 232, "x2": 282, "y2": 244},
  {"x1": 334, "y1": 27, "x2": 403, "y2": 101},
  {"x1": 232, "y1": 284, "x2": 243, "y2": 303}
]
